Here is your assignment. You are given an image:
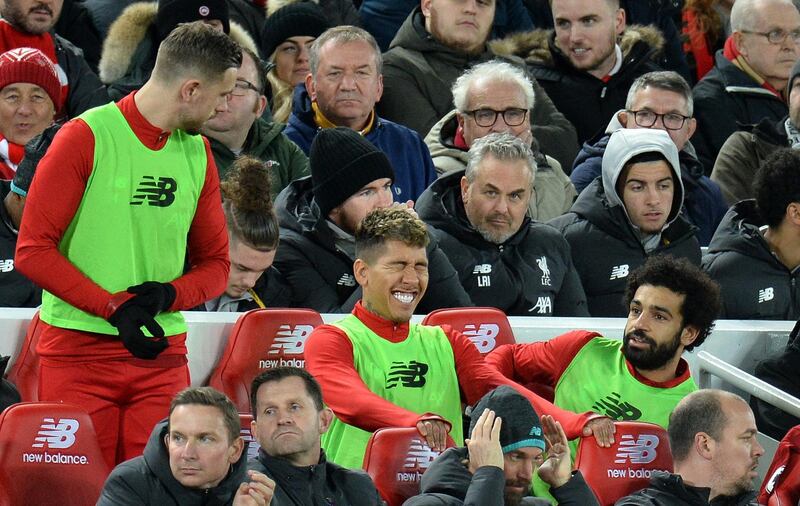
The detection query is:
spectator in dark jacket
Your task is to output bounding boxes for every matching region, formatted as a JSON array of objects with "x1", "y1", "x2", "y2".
[
  {"x1": 490, "y1": 0, "x2": 664, "y2": 145},
  {"x1": 249, "y1": 367, "x2": 383, "y2": 505},
  {"x1": 378, "y1": 2, "x2": 579, "y2": 169},
  {"x1": 703, "y1": 149, "x2": 800, "y2": 320},
  {"x1": 616, "y1": 389, "x2": 763, "y2": 506},
  {"x1": 274, "y1": 127, "x2": 472, "y2": 314},
  {"x1": 417, "y1": 133, "x2": 588, "y2": 317},
  {"x1": 98, "y1": 387, "x2": 275, "y2": 506},
  {"x1": 0, "y1": 0, "x2": 109, "y2": 118},
  {"x1": 267, "y1": 0, "x2": 361, "y2": 29},
  {"x1": 691, "y1": 0, "x2": 800, "y2": 171},
  {"x1": 549, "y1": 129, "x2": 701, "y2": 316},
  {"x1": 570, "y1": 71, "x2": 727, "y2": 245},
  {"x1": 404, "y1": 386, "x2": 599, "y2": 506},
  {"x1": 284, "y1": 25, "x2": 436, "y2": 203}
]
